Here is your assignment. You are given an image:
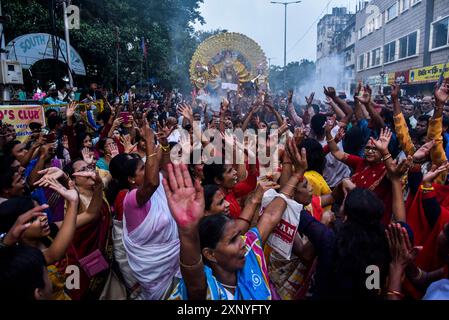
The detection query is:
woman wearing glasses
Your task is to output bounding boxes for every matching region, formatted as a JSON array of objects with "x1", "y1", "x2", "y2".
[{"x1": 326, "y1": 126, "x2": 396, "y2": 226}]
